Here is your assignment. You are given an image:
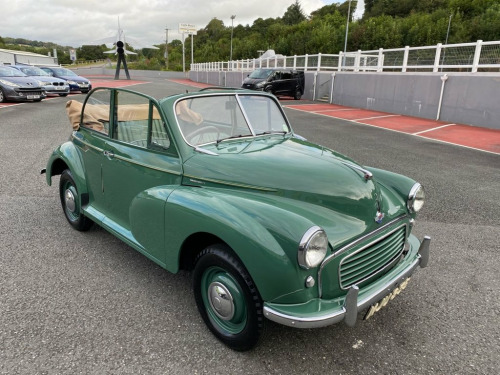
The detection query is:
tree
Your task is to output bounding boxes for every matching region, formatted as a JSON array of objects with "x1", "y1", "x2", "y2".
[{"x1": 283, "y1": 1, "x2": 307, "y2": 25}]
